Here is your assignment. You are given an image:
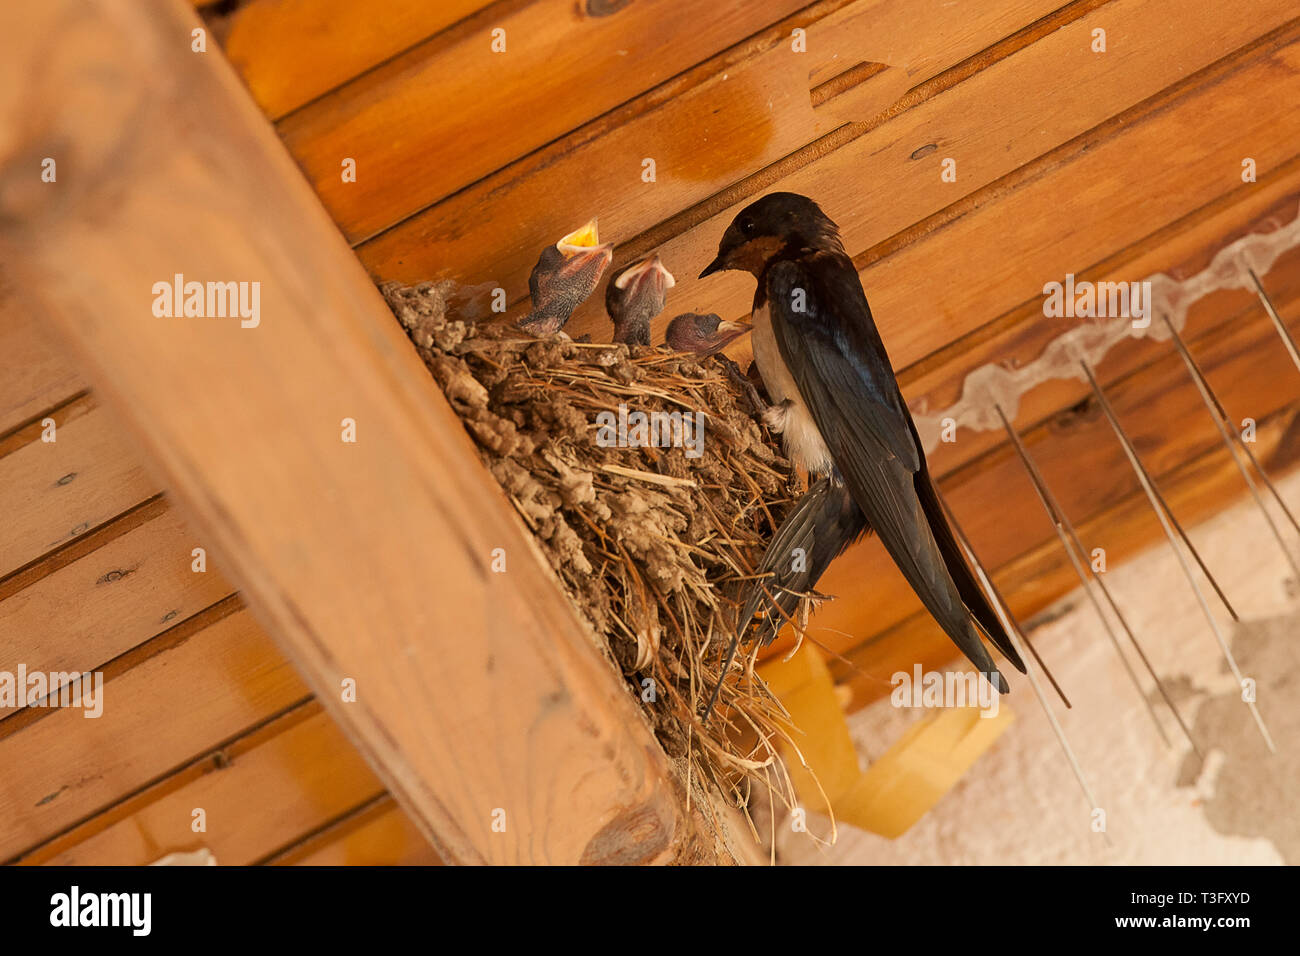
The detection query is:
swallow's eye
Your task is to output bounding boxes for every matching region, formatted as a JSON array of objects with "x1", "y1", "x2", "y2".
[{"x1": 740, "y1": 217, "x2": 756, "y2": 236}]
